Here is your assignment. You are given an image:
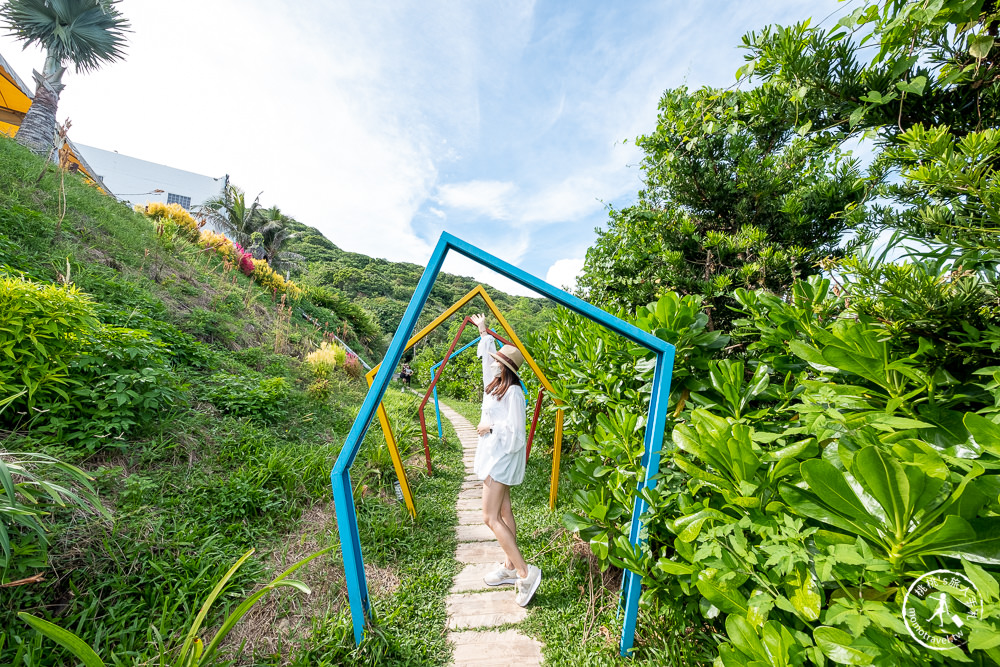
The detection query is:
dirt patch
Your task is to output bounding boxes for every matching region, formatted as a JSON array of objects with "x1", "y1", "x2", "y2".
[{"x1": 221, "y1": 502, "x2": 346, "y2": 664}]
